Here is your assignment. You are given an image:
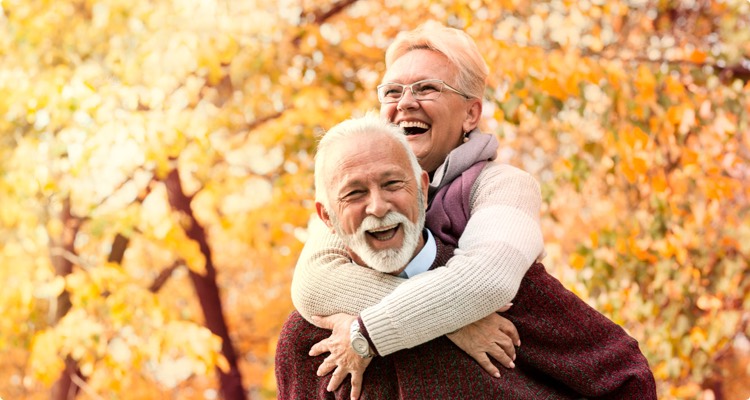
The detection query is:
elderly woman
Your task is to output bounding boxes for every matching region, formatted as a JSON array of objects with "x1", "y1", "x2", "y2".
[{"x1": 278, "y1": 22, "x2": 656, "y2": 399}]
